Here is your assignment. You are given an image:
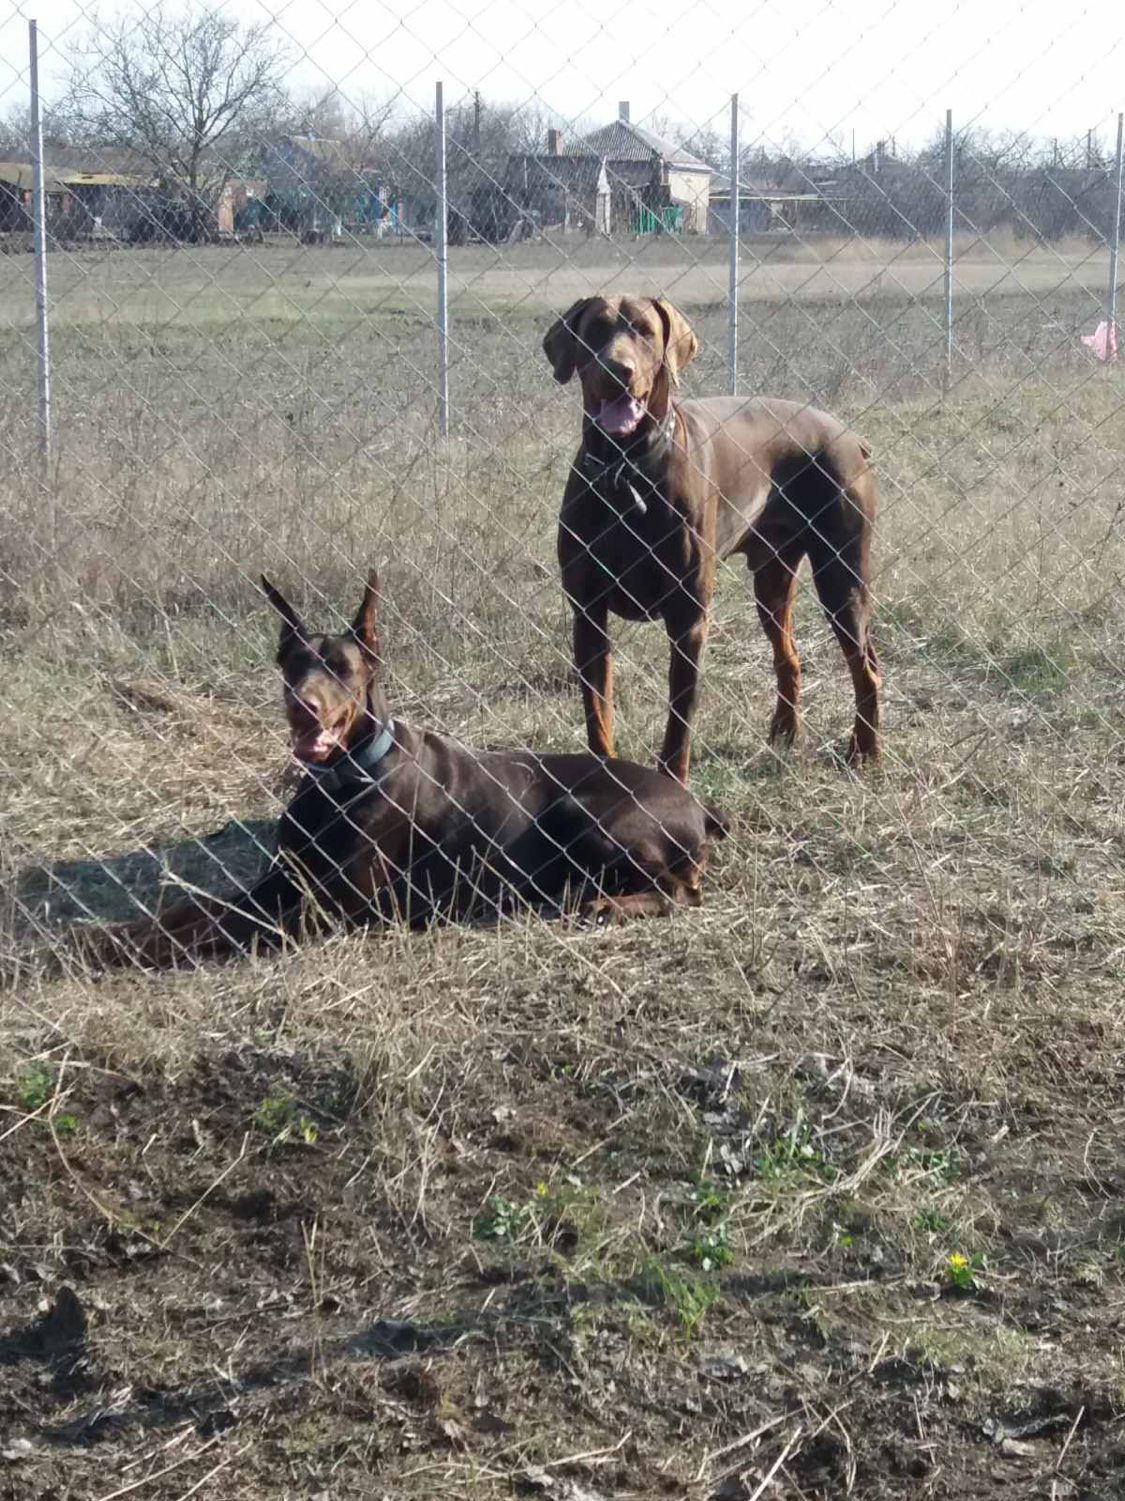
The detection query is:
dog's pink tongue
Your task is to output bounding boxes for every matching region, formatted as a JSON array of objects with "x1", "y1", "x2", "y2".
[
  {"x1": 294, "y1": 729, "x2": 337, "y2": 761},
  {"x1": 597, "y1": 394, "x2": 646, "y2": 436}
]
